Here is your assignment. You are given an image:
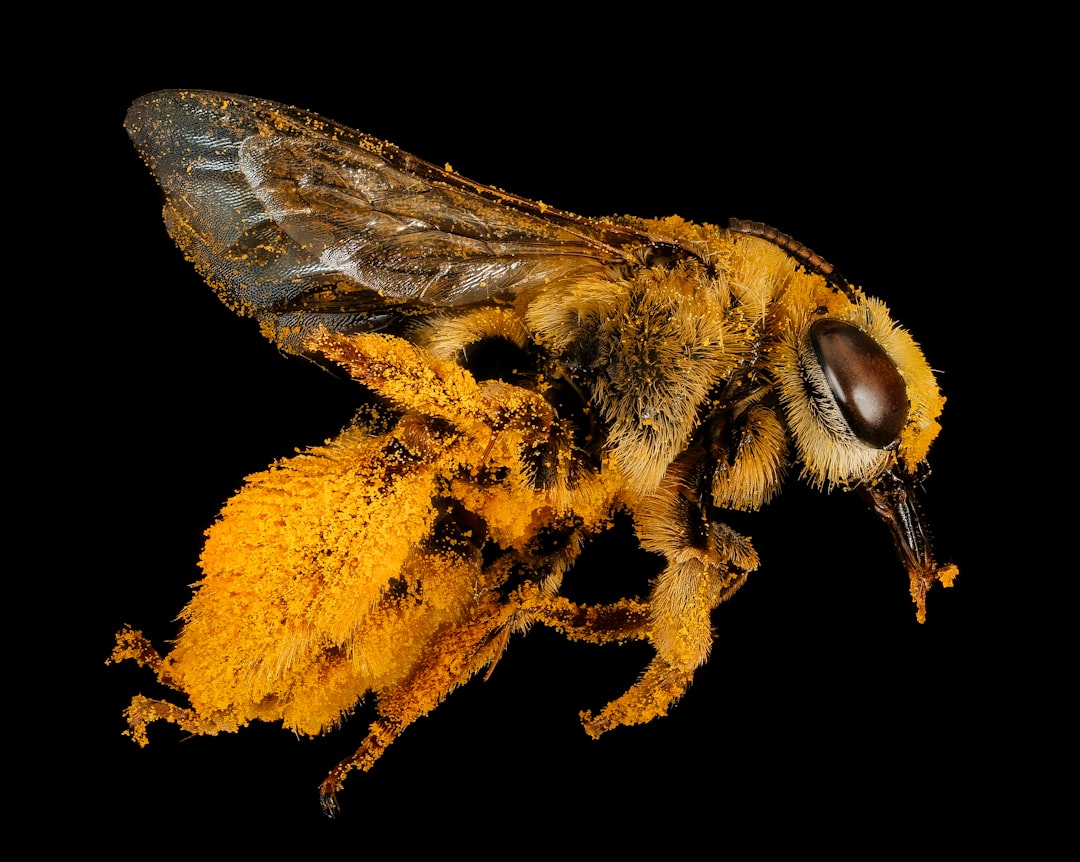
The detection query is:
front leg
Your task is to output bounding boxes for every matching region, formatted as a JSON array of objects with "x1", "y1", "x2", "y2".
[{"x1": 583, "y1": 460, "x2": 759, "y2": 736}]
